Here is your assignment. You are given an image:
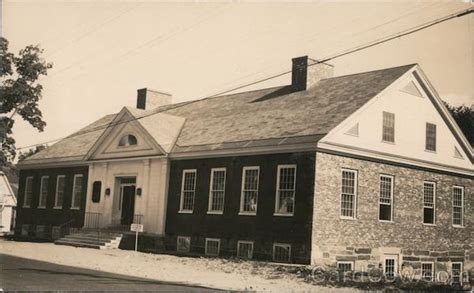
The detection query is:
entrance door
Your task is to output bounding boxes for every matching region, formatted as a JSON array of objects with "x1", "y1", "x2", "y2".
[{"x1": 120, "y1": 185, "x2": 136, "y2": 225}]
